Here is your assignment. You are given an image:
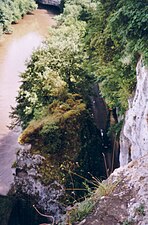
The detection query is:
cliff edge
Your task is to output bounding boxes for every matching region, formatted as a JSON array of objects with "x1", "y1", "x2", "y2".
[
  {"x1": 78, "y1": 154, "x2": 148, "y2": 225},
  {"x1": 120, "y1": 57, "x2": 148, "y2": 165}
]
